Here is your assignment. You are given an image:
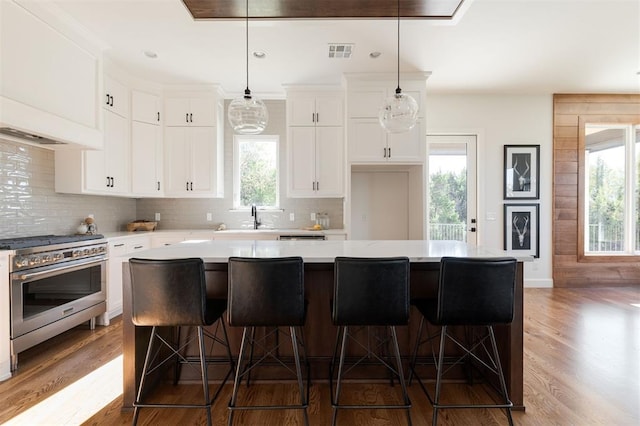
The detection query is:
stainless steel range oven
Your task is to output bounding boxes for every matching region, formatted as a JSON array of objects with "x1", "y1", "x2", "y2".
[{"x1": 2, "y1": 235, "x2": 107, "y2": 371}]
